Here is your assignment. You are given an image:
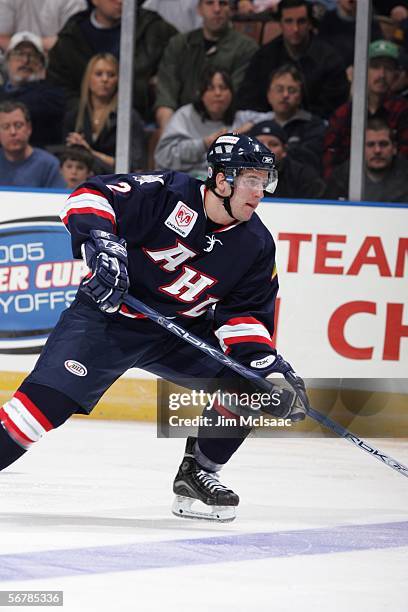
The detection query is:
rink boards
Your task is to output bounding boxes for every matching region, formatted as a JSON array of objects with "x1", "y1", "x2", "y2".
[{"x1": 0, "y1": 188, "x2": 406, "y2": 433}]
